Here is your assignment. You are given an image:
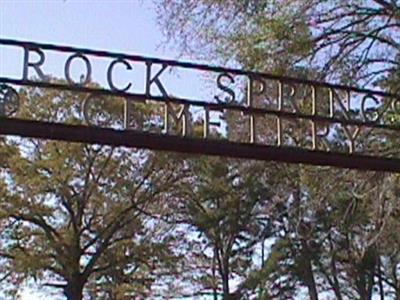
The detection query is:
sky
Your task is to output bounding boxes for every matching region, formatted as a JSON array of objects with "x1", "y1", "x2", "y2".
[
  {"x1": 0, "y1": 0, "x2": 217, "y2": 97},
  {"x1": 0, "y1": 0, "x2": 203, "y2": 299},
  {"x1": 1, "y1": 0, "x2": 167, "y2": 56}
]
